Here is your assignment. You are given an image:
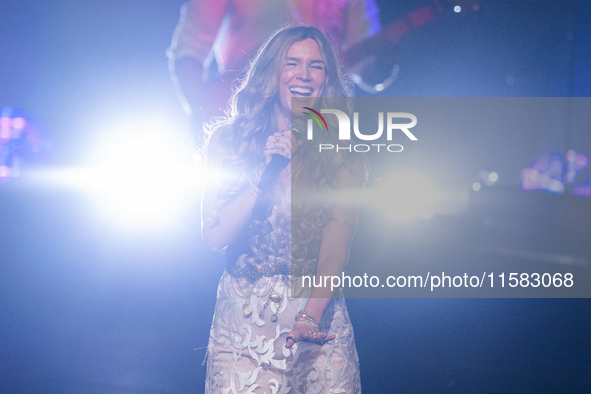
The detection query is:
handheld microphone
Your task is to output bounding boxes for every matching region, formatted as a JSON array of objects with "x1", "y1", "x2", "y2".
[
  {"x1": 288, "y1": 119, "x2": 306, "y2": 141},
  {"x1": 258, "y1": 125, "x2": 295, "y2": 190}
]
